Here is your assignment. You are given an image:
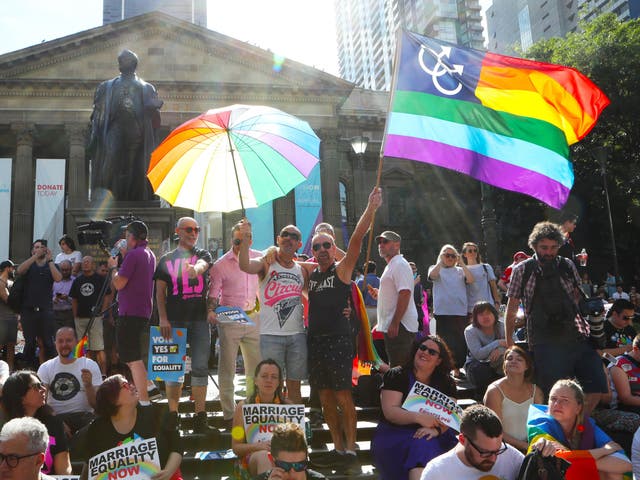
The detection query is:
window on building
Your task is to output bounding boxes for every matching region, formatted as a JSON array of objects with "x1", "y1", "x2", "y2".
[
  {"x1": 518, "y1": 5, "x2": 533, "y2": 51},
  {"x1": 339, "y1": 181, "x2": 348, "y2": 221}
]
